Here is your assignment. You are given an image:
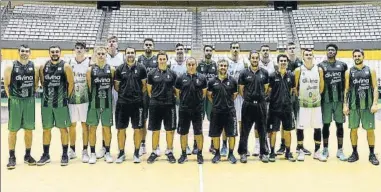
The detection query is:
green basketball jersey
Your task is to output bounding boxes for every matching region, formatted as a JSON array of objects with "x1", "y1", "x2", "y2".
[
  {"x1": 89, "y1": 64, "x2": 113, "y2": 109},
  {"x1": 348, "y1": 66, "x2": 373, "y2": 110},
  {"x1": 319, "y1": 60, "x2": 347, "y2": 103},
  {"x1": 42, "y1": 60, "x2": 68, "y2": 108},
  {"x1": 9, "y1": 60, "x2": 35, "y2": 98}
]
